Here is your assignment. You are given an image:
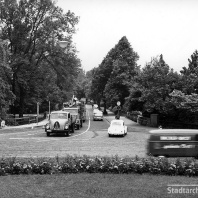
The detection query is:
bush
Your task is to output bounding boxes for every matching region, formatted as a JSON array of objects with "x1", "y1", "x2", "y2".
[{"x1": 0, "y1": 155, "x2": 198, "y2": 177}]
